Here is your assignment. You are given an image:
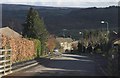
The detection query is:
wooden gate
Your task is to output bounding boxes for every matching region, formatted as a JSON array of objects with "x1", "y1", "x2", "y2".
[{"x1": 0, "y1": 49, "x2": 12, "y2": 77}]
